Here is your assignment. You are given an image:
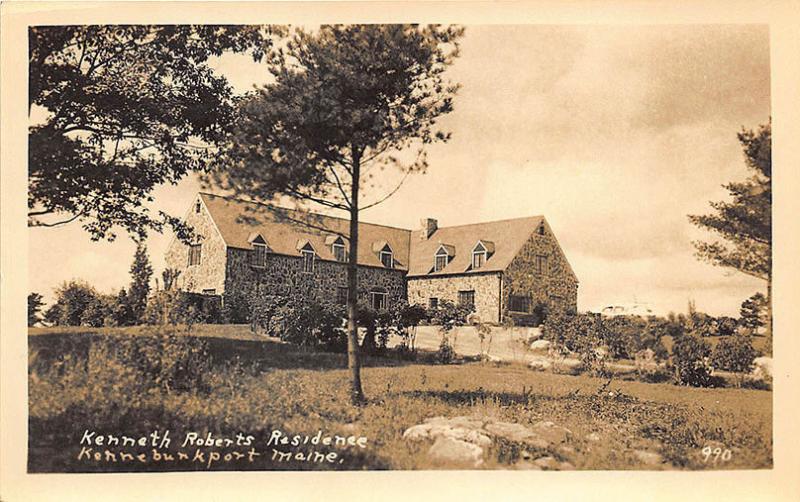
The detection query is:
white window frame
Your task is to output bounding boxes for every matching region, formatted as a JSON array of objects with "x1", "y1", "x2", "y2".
[
  {"x1": 472, "y1": 250, "x2": 486, "y2": 269},
  {"x1": 434, "y1": 251, "x2": 448, "y2": 272},
  {"x1": 333, "y1": 242, "x2": 346, "y2": 263},
  {"x1": 252, "y1": 243, "x2": 268, "y2": 268},
  {"x1": 380, "y1": 250, "x2": 394, "y2": 268},
  {"x1": 302, "y1": 249, "x2": 315, "y2": 273},
  {"x1": 371, "y1": 291, "x2": 388, "y2": 310}
]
